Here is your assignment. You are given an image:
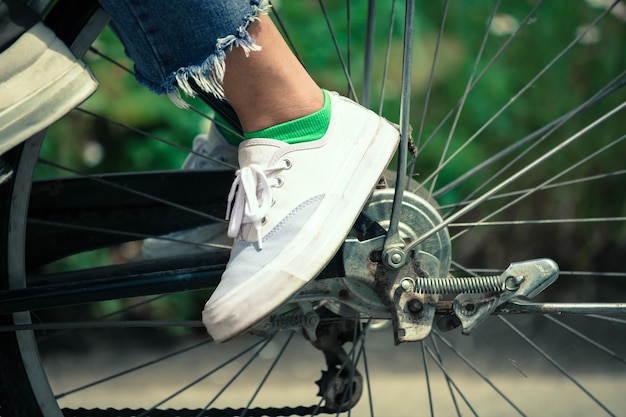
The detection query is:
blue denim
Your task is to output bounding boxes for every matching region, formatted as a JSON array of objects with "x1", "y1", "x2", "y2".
[{"x1": 97, "y1": 0, "x2": 269, "y2": 103}]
